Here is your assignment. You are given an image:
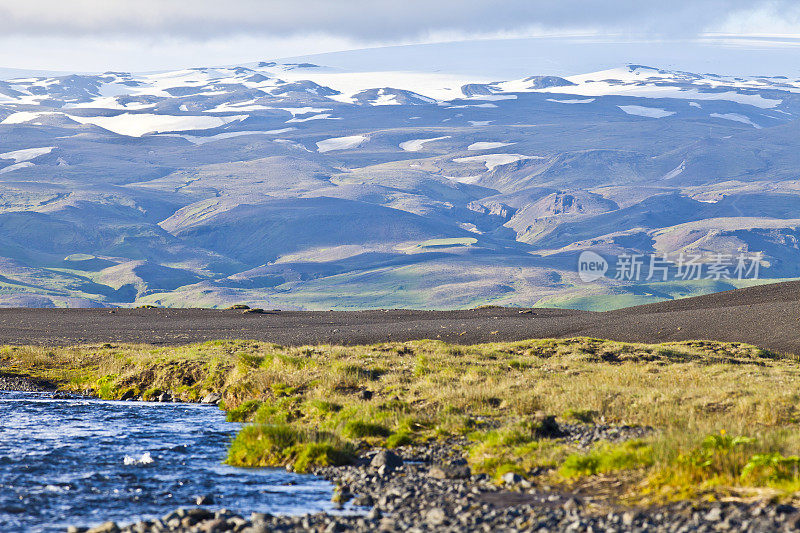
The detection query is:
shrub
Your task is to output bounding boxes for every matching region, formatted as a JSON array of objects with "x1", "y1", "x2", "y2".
[
  {"x1": 94, "y1": 375, "x2": 119, "y2": 400},
  {"x1": 741, "y1": 453, "x2": 800, "y2": 486}
]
